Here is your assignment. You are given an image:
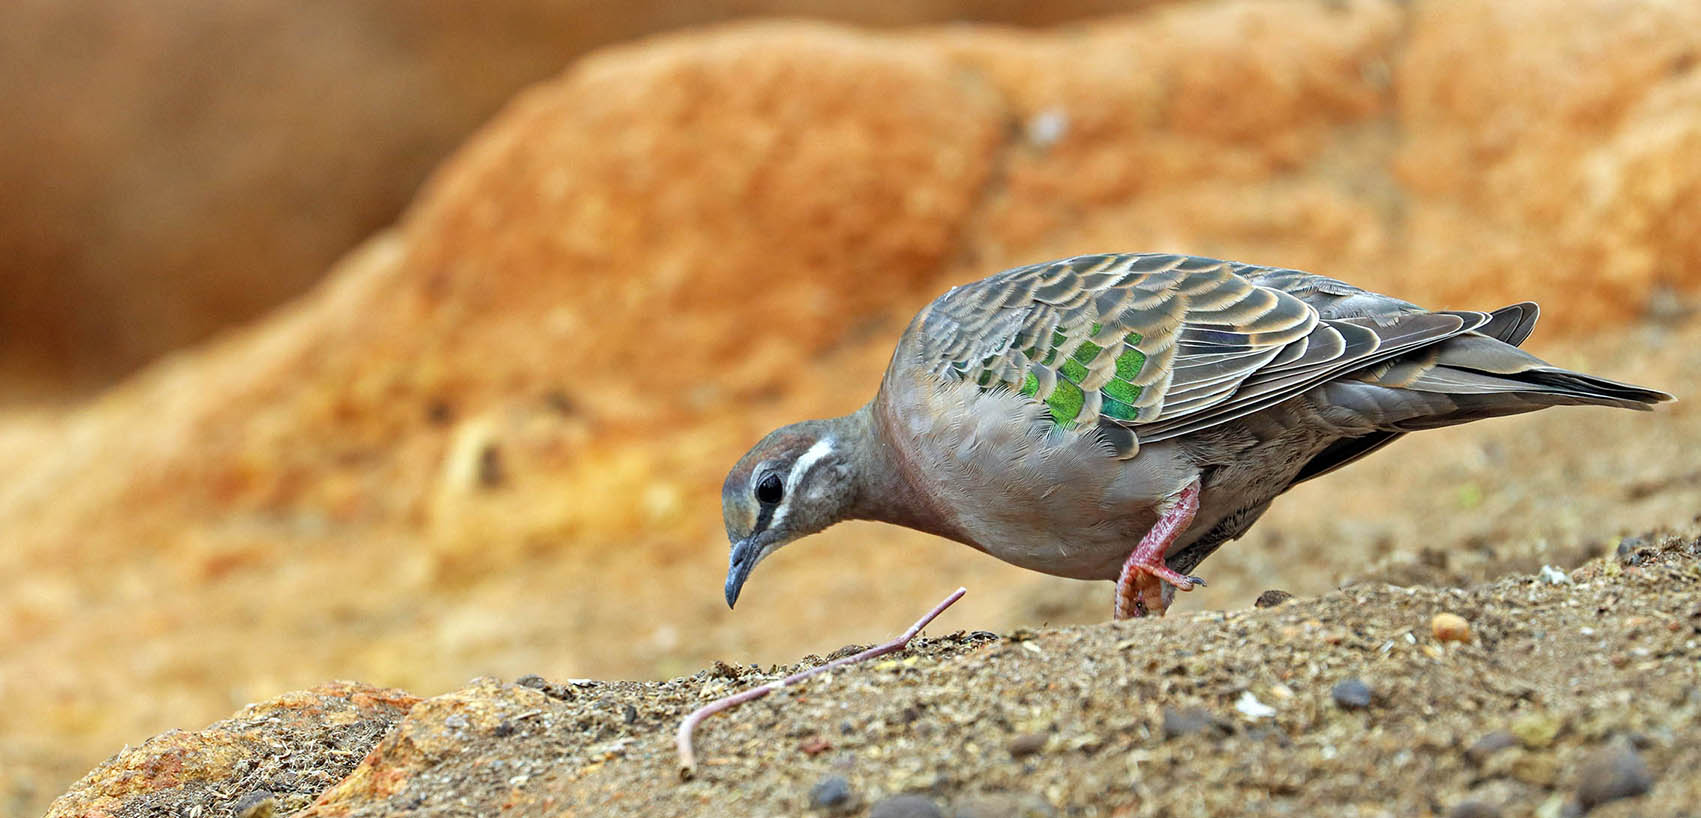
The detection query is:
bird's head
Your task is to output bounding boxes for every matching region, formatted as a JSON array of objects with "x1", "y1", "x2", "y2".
[{"x1": 721, "y1": 417, "x2": 859, "y2": 609}]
